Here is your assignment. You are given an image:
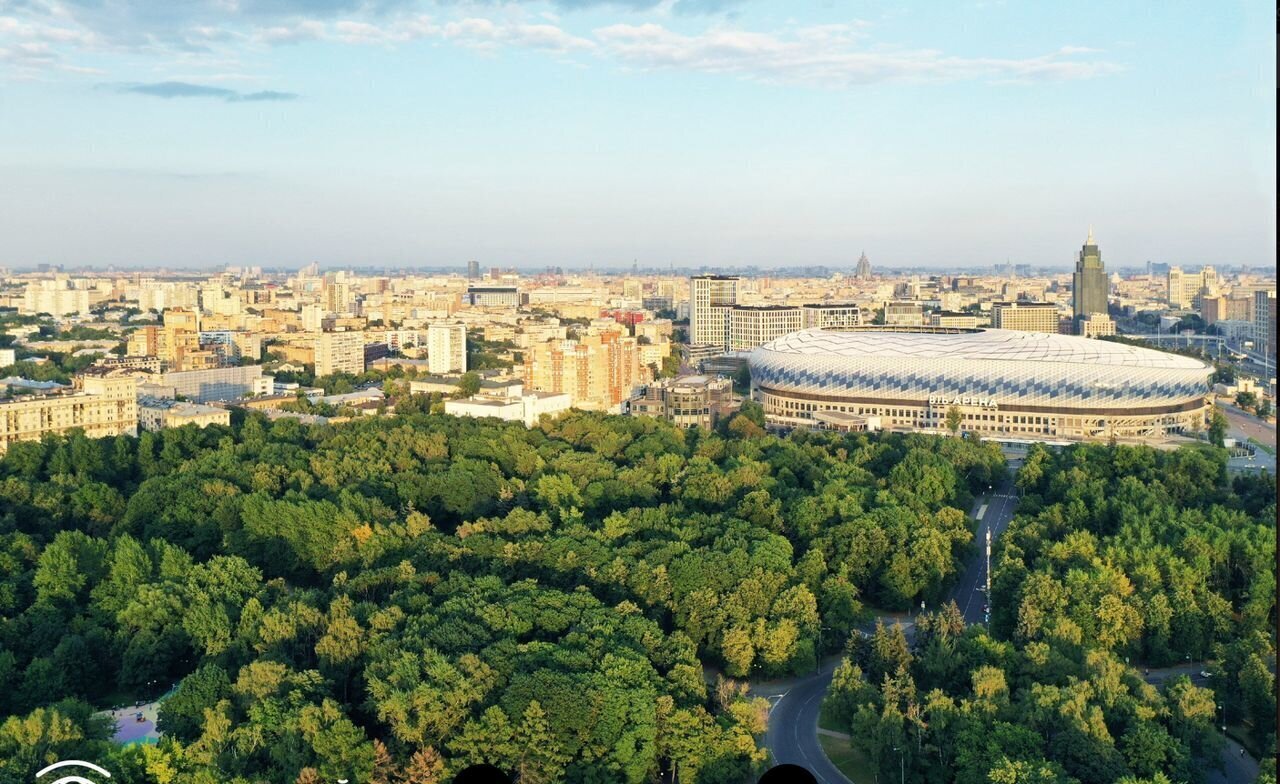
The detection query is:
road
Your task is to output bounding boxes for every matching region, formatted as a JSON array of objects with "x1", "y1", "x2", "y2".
[
  {"x1": 763, "y1": 472, "x2": 1020, "y2": 783},
  {"x1": 1219, "y1": 403, "x2": 1276, "y2": 475}
]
